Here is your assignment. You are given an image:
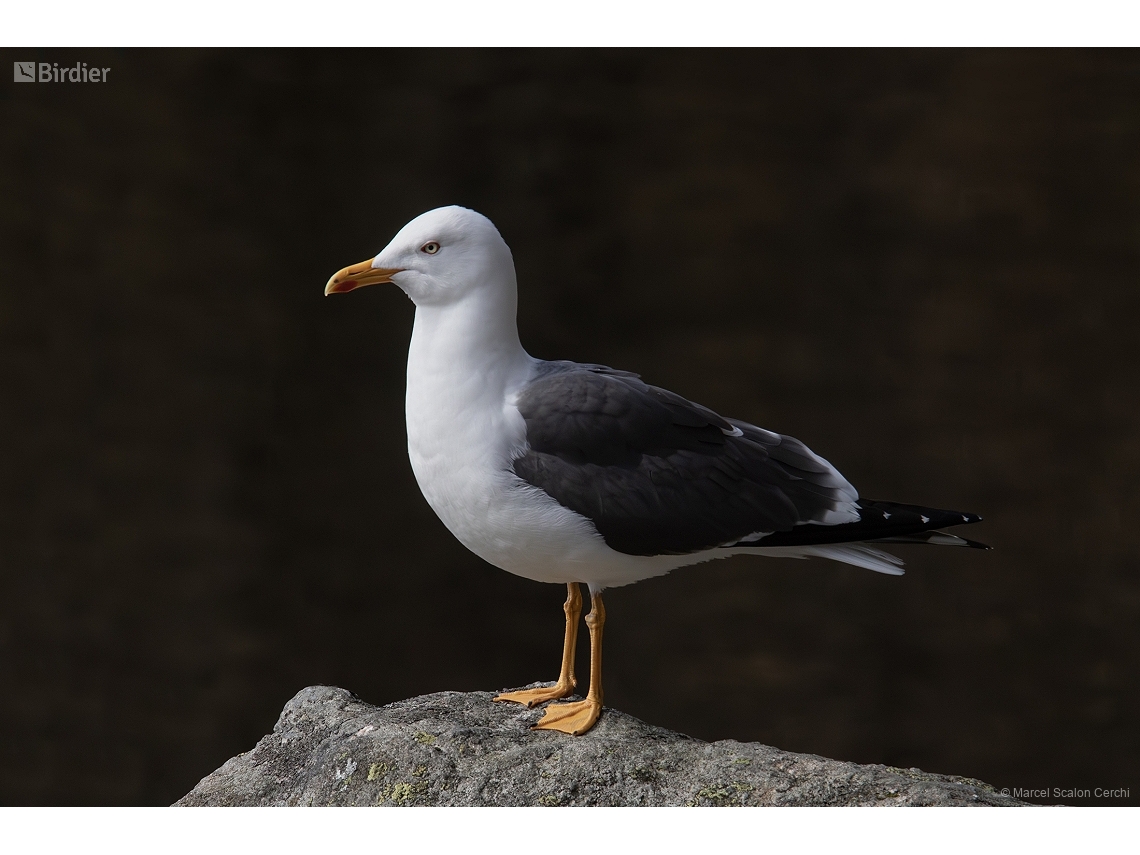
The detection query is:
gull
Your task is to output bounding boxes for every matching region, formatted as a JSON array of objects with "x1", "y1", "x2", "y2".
[{"x1": 325, "y1": 206, "x2": 987, "y2": 736}]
